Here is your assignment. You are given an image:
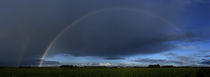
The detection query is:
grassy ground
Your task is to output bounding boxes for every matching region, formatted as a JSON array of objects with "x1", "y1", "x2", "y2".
[{"x1": 0, "y1": 67, "x2": 209, "y2": 77}]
